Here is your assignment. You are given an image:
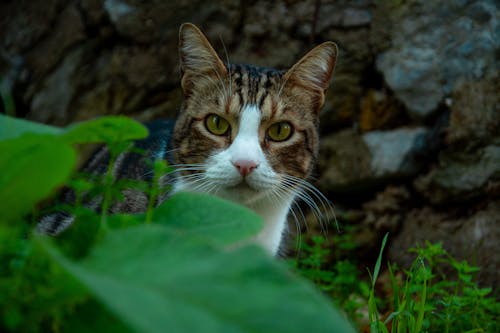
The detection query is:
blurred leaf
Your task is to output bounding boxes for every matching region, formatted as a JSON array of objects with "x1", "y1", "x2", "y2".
[
  {"x1": 54, "y1": 208, "x2": 102, "y2": 259},
  {"x1": 152, "y1": 192, "x2": 263, "y2": 247},
  {"x1": 0, "y1": 115, "x2": 148, "y2": 145},
  {"x1": 59, "y1": 299, "x2": 134, "y2": 333},
  {"x1": 62, "y1": 116, "x2": 148, "y2": 144},
  {"x1": 0, "y1": 114, "x2": 62, "y2": 140},
  {"x1": 47, "y1": 223, "x2": 356, "y2": 333},
  {"x1": 0, "y1": 135, "x2": 76, "y2": 222}
]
